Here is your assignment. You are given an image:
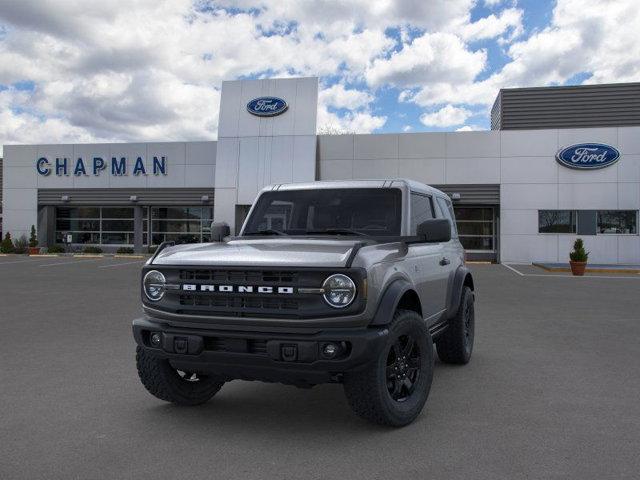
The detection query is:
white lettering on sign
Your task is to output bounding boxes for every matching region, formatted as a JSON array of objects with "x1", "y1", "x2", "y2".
[{"x1": 570, "y1": 147, "x2": 608, "y2": 164}]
